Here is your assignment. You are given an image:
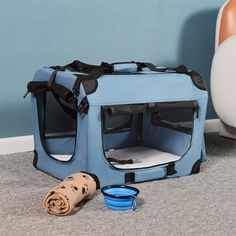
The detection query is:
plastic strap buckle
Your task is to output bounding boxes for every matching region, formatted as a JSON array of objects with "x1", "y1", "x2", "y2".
[
  {"x1": 78, "y1": 97, "x2": 89, "y2": 114},
  {"x1": 167, "y1": 162, "x2": 177, "y2": 176}
]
